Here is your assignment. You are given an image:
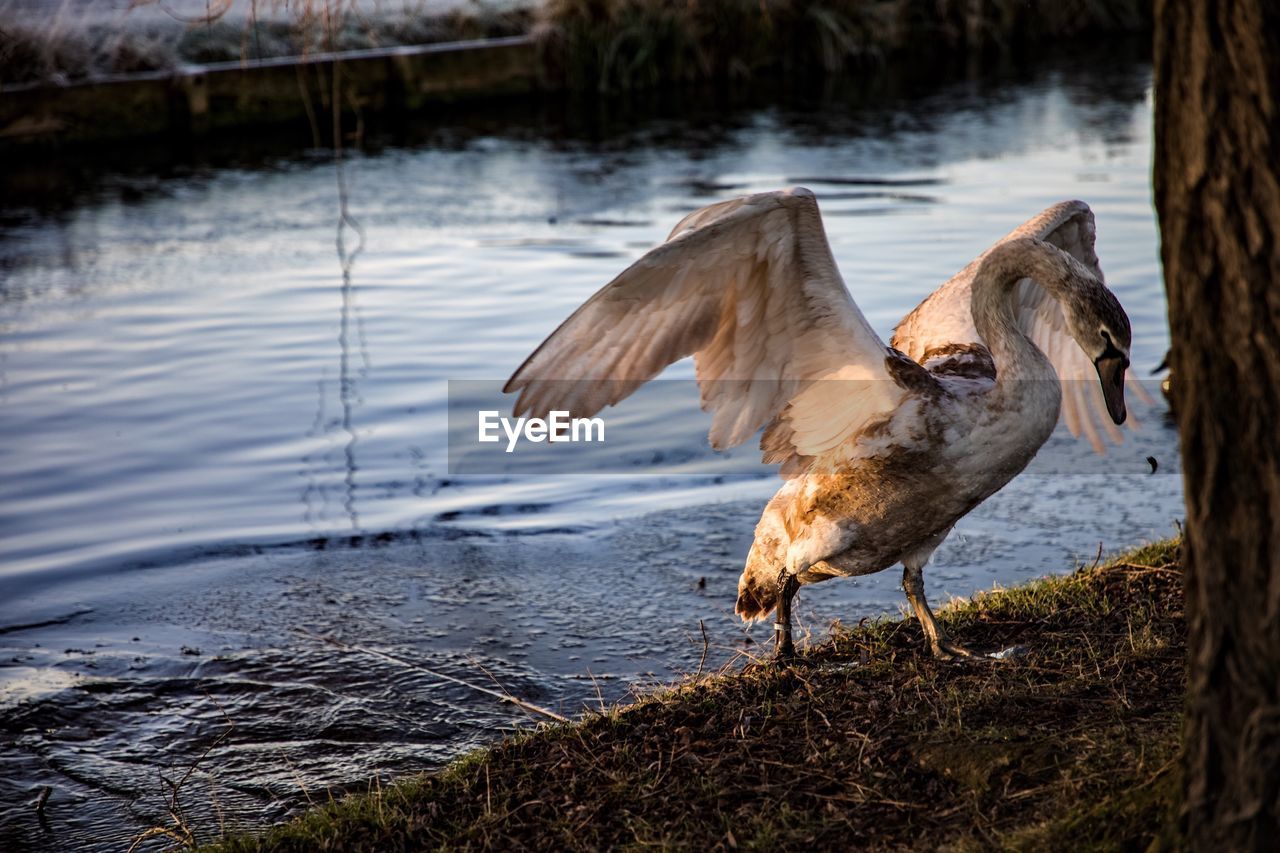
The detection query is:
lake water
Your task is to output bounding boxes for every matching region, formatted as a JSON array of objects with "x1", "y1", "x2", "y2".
[{"x1": 0, "y1": 45, "x2": 1183, "y2": 849}]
